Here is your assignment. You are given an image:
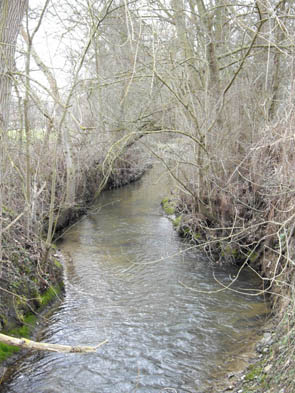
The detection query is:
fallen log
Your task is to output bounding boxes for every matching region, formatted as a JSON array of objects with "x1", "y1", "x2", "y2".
[{"x1": 0, "y1": 333, "x2": 107, "y2": 353}]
